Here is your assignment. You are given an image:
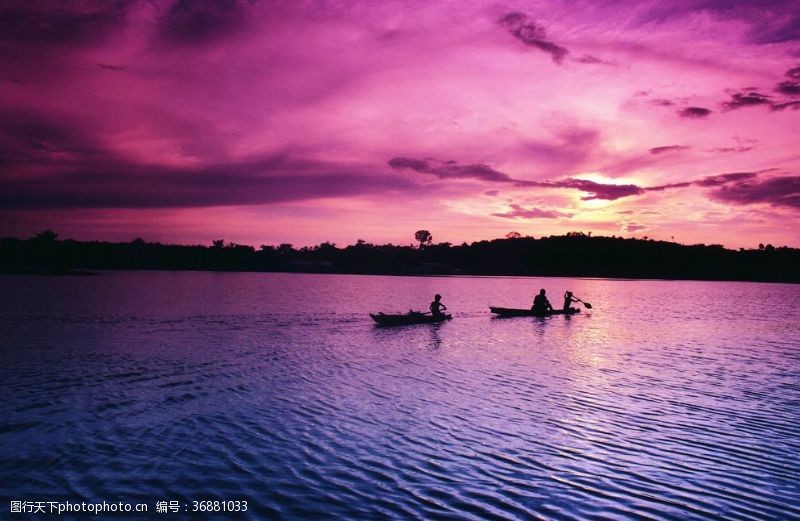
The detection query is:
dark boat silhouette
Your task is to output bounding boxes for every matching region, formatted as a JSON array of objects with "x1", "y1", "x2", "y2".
[
  {"x1": 370, "y1": 311, "x2": 452, "y2": 326},
  {"x1": 489, "y1": 306, "x2": 581, "y2": 317}
]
